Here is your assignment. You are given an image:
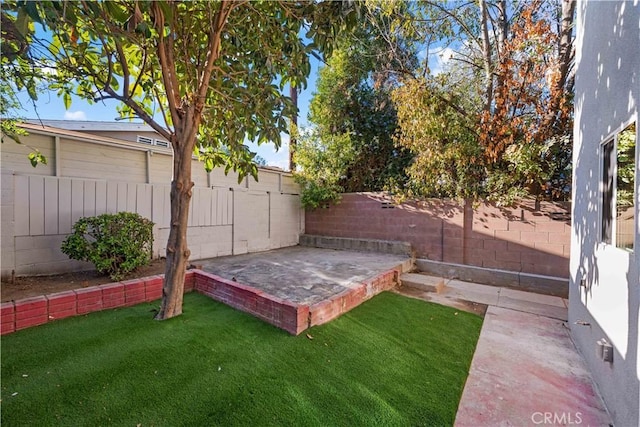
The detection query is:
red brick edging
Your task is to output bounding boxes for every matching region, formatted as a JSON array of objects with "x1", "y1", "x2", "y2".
[{"x1": 1, "y1": 268, "x2": 401, "y2": 336}]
